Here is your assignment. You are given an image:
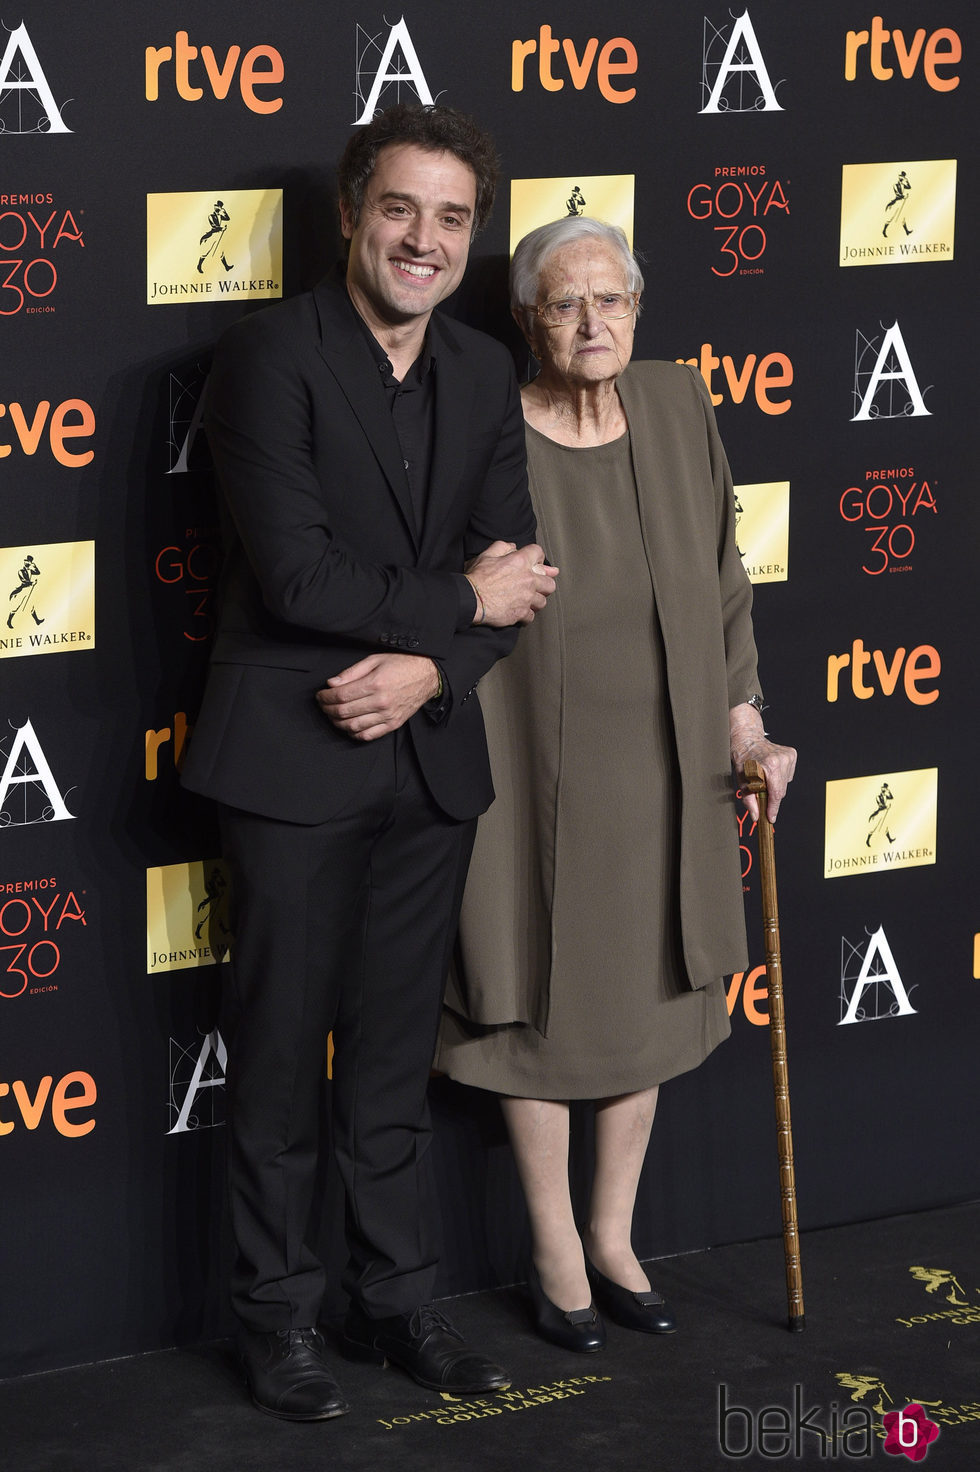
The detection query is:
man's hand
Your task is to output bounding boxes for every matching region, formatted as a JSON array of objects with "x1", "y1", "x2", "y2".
[
  {"x1": 317, "y1": 653, "x2": 440, "y2": 742},
  {"x1": 465, "y1": 540, "x2": 558, "y2": 626},
  {"x1": 730, "y1": 702, "x2": 797, "y2": 824}
]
